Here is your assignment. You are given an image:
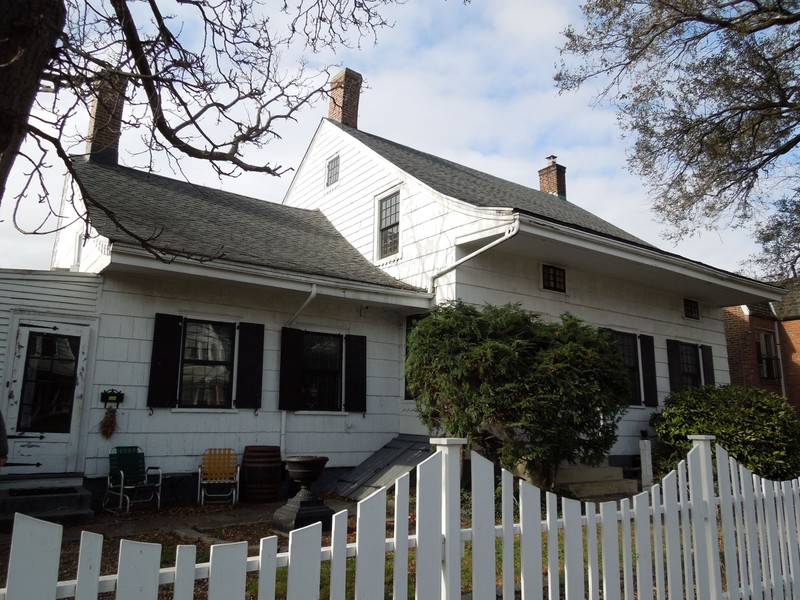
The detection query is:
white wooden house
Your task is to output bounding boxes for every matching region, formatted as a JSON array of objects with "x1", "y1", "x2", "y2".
[
  {"x1": 282, "y1": 68, "x2": 785, "y2": 469},
  {"x1": 1, "y1": 108, "x2": 431, "y2": 481},
  {"x1": 0, "y1": 68, "x2": 784, "y2": 493}
]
